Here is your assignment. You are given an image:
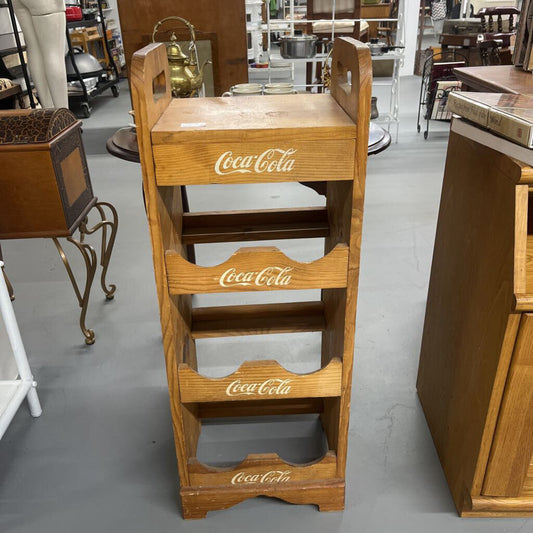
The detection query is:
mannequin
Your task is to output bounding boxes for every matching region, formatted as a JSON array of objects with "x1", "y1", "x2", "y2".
[{"x1": 12, "y1": 0, "x2": 68, "y2": 108}]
